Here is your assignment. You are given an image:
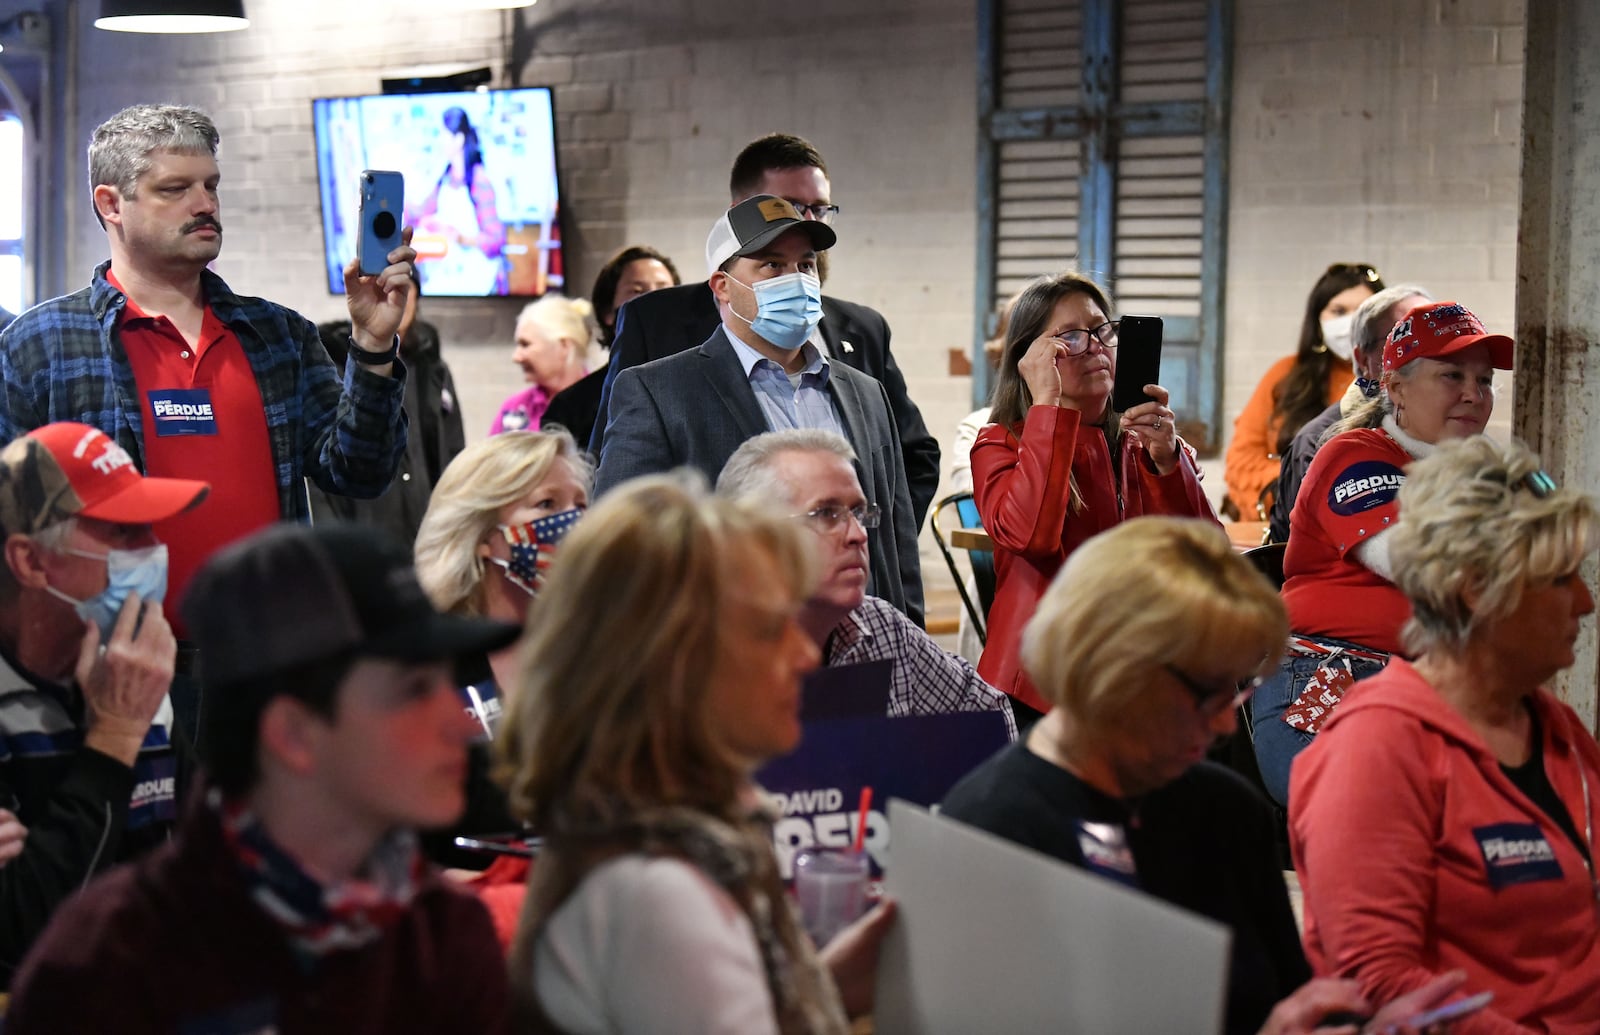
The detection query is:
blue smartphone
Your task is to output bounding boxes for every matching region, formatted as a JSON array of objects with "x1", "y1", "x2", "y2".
[{"x1": 357, "y1": 169, "x2": 404, "y2": 276}]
